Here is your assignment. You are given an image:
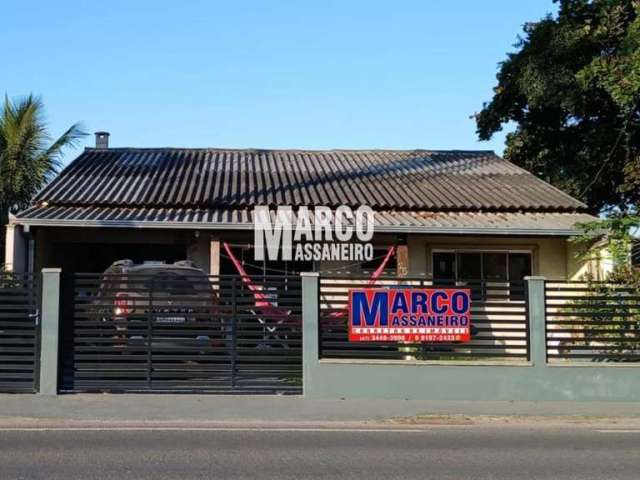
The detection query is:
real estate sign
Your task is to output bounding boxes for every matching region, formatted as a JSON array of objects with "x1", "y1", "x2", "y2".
[{"x1": 348, "y1": 288, "x2": 471, "y2": 342}]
